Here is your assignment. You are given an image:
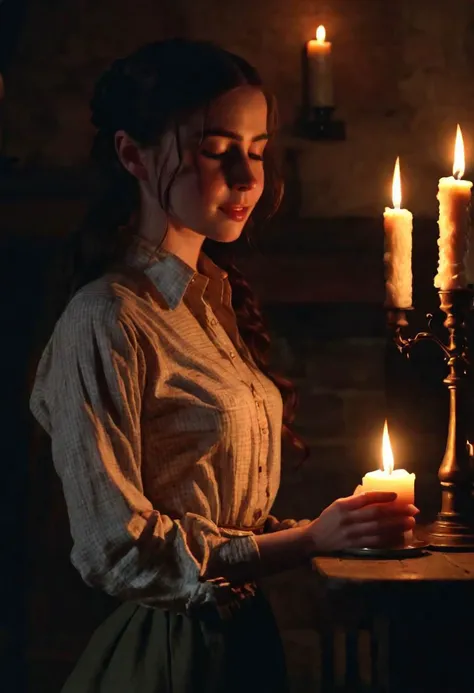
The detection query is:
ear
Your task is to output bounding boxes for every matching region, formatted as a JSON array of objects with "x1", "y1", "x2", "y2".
[{"x1": 115, "y1": 130, "x2": 149, "y2": 182}]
